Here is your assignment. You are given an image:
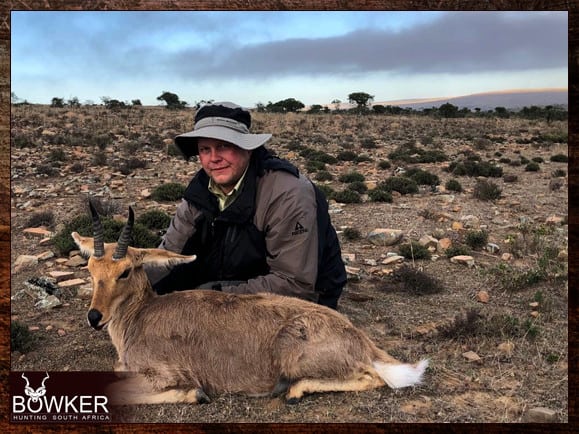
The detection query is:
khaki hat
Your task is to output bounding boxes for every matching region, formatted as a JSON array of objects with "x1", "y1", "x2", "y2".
[{"x1": 175, "y1": 101, "x2": 272, "y2": 159}]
